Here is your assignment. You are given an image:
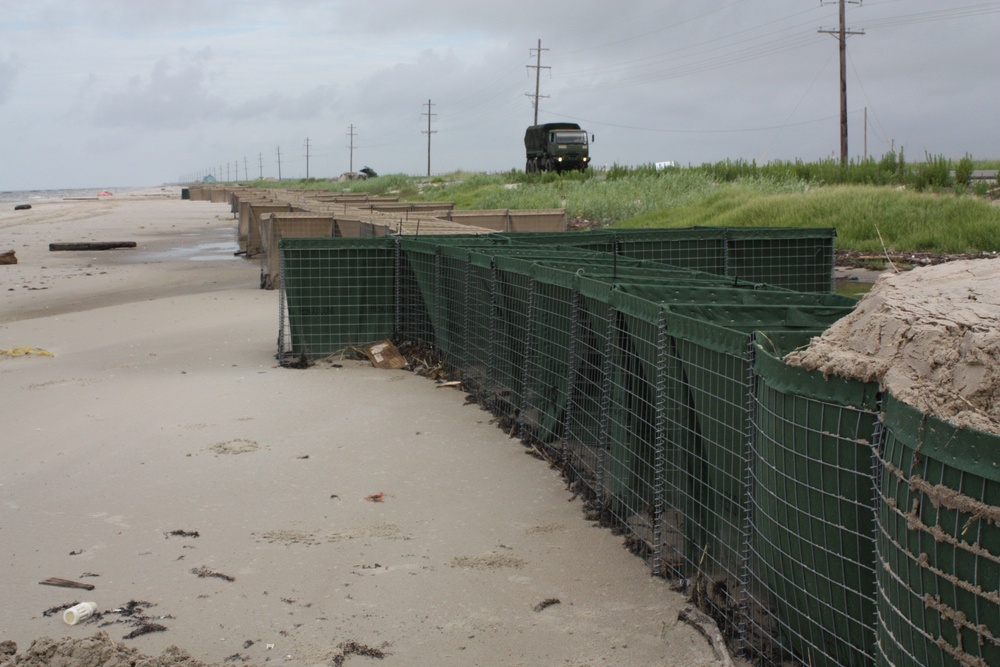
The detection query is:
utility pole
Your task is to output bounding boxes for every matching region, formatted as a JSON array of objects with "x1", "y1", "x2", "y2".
[
  {"x1": 422, "y1": 99, "x2": 437, "y2": 177},
  {"x1": 525, "y1": 38, "x2": 550, "y2": 125},
  {"x1": 820, "y1": 0, "x2": 864, "y2": 167},
  {"x1": 276, "y1": 146, "x2": 282, "y2": 181},
  {"x1": 863, "y1": 107, "x2": 867, "y2": 160},
  {"x1": 244, "y1": 156, "x2": 249, "y2": 182},
  {"x1": 258, "y1": 153, "x2": 264, "y2": 180},
  {"x1": 304, "y1": 137, "x2": 311, "y2": 179},
  {"x1": 234, "y1": 160, "x2": 239, "y2": 181},
  {"x1": 346, "y1": 125, "x2": 357, "y2": 173}
]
